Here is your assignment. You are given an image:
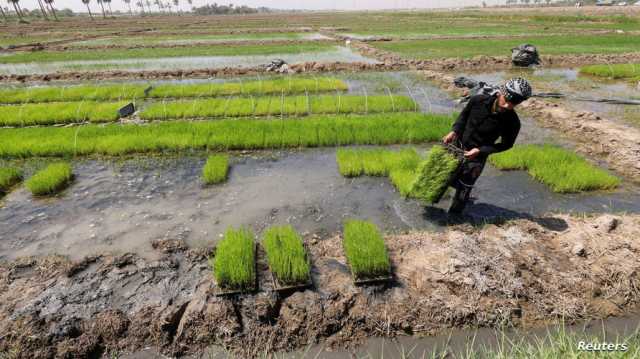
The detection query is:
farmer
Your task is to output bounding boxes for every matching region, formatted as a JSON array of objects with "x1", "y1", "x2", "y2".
[{"x1": 442, "y1": 77, "x2": 532, "y2": 214}]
